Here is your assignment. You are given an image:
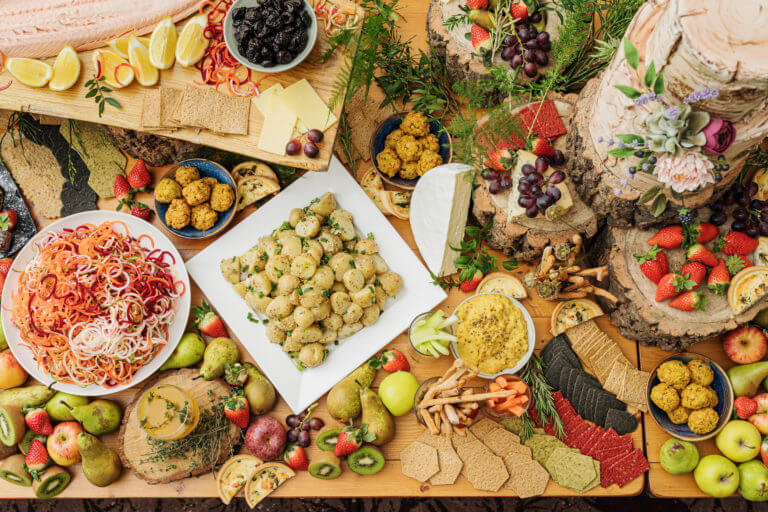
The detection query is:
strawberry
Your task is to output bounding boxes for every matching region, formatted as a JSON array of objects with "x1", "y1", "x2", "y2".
[
  {"x1": 668, "y1": 290, "x2": 706, "y2": 311},
  {"x1": 466, "y1": 0, "x2": 488, "y2": 8},
  {"x1": 735, "y1": 396, "x2": 758, "y2": 419},
  {"x1": 0, "y1": 258, "x2": 13, "y2": 276},
  {"x1": 715, "y1": 231, "x2": 759, "y2": 256},
  {"x1": 696, "y1": 222, "x2": 719, "y2": 243},
  {"x1": 707, "y1": 259, "x2": 730, "y2": 294},
  {"x1": 647, "y1": 225, "x2": 683, "y2": 249},
  {"x1": 680, "y1": 261, "x2": 706, "y2": 288},
  {"x1": 633, "y1": 245, "x2": 668, "y2": 284},
  {"x1": 655, "y1": 272, "x2": 696, "y2": 302},
  {"x1": 25, "y1": 408, "x2": 53, "y2": 435},
  {"x1": 483, "y1": 148, "x2": 512, "y2": 171},
  {"x1": 370, "y1": 349, "x2": 410, "y2": 373},
  {"x1": 127, "y1": 159, "x2": 151, "y2": 190},
  {"x1": 130, "y1": 203, "x2": 153, "y2": 221},
  {"x1": 470, "y1": 25, "x2": 491, "y2": 52},
  {"x1": 726, "y1": 254, "x2": 752, "y2": 275},
  {"x1": 510, "y1": 0, "x2": 528, "y2": 20},
  {"x1": 113, "y1": 174, "x2": 132, "y2": 201},
  {"x1": 283, "y1": 444, "x2": 309, "y2": 471},
  {"x1": 686, "y1": 243, "x2": 718, "y2": 267},
  {"x1": 0, "y1": 210, "x2": 18, "y2": 231},
  {"x1": 224, "y1": 392, "x2": 250, "y2": 429},
  {"x1": 459, "y1": 269, "x2": 483, "y2": 293},
  {"x1": 192, "y1": 300, "x2": 228, "y2": 337},
  {"x1": 530, "y1": 136, "x2": 555, "y2": 158},
  {"x1": 24, "y1": 439, "x2": 50, "y2": 479},
  {"x1": 334, "y1": 424, "x2": 375, "y2": 457}
]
